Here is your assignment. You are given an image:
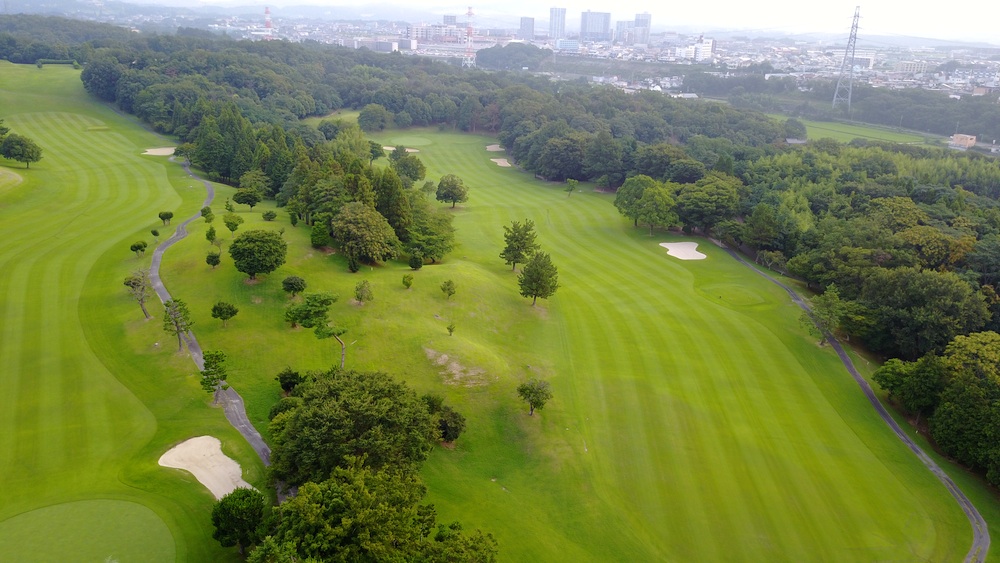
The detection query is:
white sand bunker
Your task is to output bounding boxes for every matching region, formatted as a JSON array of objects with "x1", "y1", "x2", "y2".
[
  {"x1": 158, "y1": 436, "x2": 254, "y2": 499},
  {"x1": 485, "y1": 144, "x2": 504, "y2": 152},
  {"x1": 382, "y1": 146, "x2": 420, "y2": 153},
  {"x1": 490, "y1": 158, "x2": 511, "y2": 167},
  {"x1": 660, "y1": 242, "x2": 707, "y2": 260},
  {"x1": 142, "y1": 147, "x2": 175, "y2": 156}
]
